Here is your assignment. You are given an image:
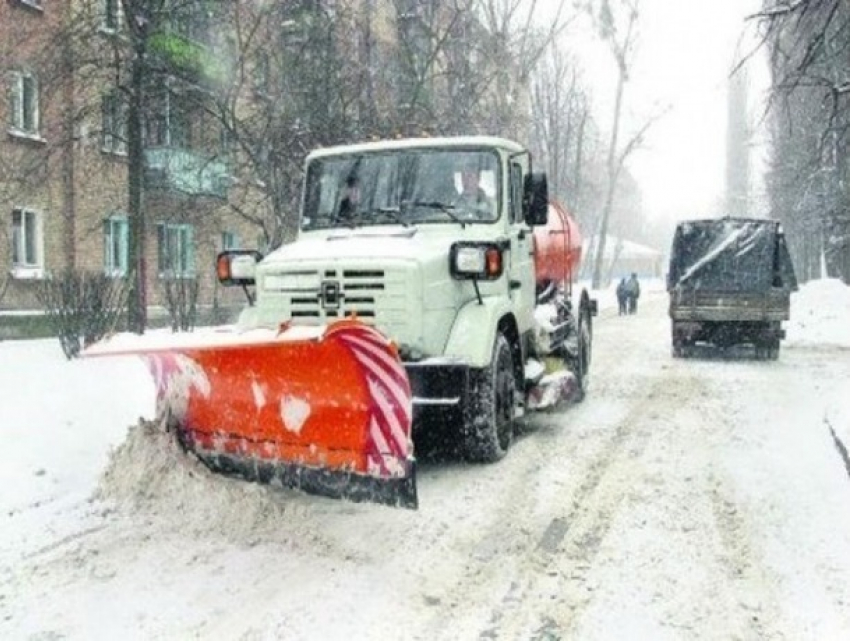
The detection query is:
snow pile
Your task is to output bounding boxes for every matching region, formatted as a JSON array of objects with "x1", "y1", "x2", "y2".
[
  {"x1": 786, "y1": 278, "x2": 850, "y2": 347},
  {"x1": 95, "y1": 418, "x2": 310, "y2": 542}
]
